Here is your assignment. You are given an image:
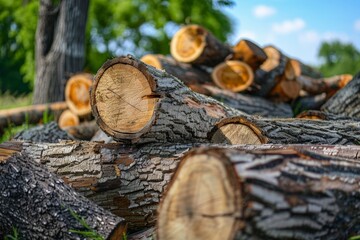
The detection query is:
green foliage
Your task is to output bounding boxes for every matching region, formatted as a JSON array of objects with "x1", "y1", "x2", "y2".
[
  {"x1": 42, "y1": 108, "x2": 55, "y2": 124},
  {"x1": 0, "y1": 92, "x2": 32, "y2": 110},
  {"x1": 318, "y1": 41, "x2": 360, "y2": 76},
  {"x1": 4, "y1": 227, "x2": 19, "y2": 240},
  {"x1": 69, "y1": 208, "x2": 105, "y2": 240},
  {"x1": 0, "y1": 113, "x2": 31, "y2": 143},
  {"x1": 350, "y1": 236, "x2": 360, "y2": 240}
]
